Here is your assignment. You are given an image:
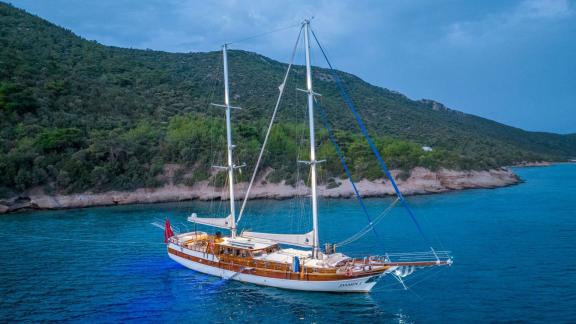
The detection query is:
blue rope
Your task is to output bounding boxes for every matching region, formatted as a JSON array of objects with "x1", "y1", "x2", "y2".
[
  {"x1": 316, "y1": 101, "x2": 379, "y2": 238},
  {"x1": 310, "y1": 29, "x2": 430, "y2": 244}
]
